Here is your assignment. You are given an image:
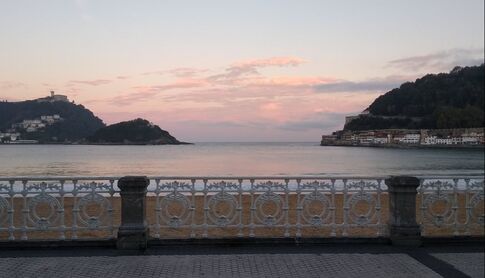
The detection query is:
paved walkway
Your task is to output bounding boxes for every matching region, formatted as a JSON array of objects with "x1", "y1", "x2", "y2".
[{"x1": 0, "y1": 244, "x2": 483, "y2": 278}]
